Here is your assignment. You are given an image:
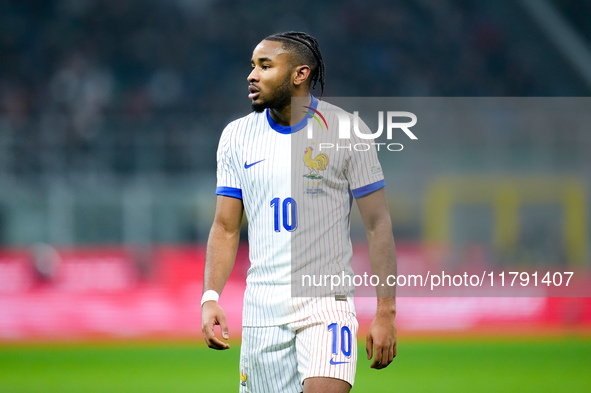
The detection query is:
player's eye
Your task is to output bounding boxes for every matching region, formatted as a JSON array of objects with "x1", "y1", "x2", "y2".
[{"x1": 261, "y1": 65, "x2": 270, "y2": 70}]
